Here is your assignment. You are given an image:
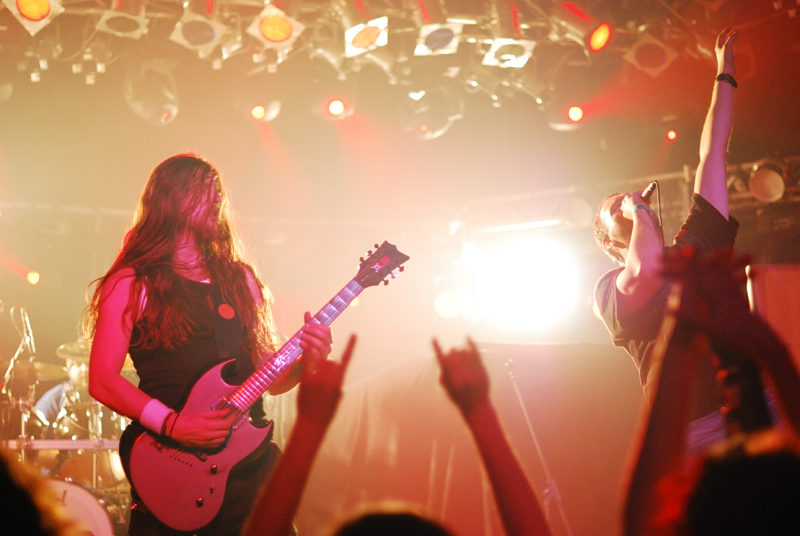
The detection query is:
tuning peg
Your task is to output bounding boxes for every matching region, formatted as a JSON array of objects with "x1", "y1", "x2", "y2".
[
  {"x1": 374, "y1": 243, "x2": 379, "y2": 249},
  {"x1": 366, "y1": 250, "x2": 373, "y2": 257},
  {"x1": 390, "y1": 272, "x2": 397, "y2": 279},
  {"x1": 383, "y1": 279, "x2": 389, "y2": 286},
  {"x1": 398, "y1": 266, "x2": 404, "y2": 272},
  {"x1": 359, "y1": 257, "x2": 365, "y2": 262}
]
